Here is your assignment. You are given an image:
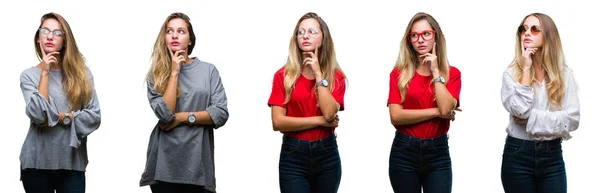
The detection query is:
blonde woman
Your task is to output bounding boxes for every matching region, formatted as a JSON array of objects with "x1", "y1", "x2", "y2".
[
  {"x1": 268, "y1": 12, "x2": 347, "y2": 193},
  {"x1": 139, "y1": 12, "x2": 229, "y2": 193},
  {"x1": 500, "y1": 13, "x2": 580, "y2": 193},
  {"x1": 19, "y1": 12, "x2": 101, "y2": 193},
  {"x1": 387, "y1": 12, "x2": 461, "y2": 193}
]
